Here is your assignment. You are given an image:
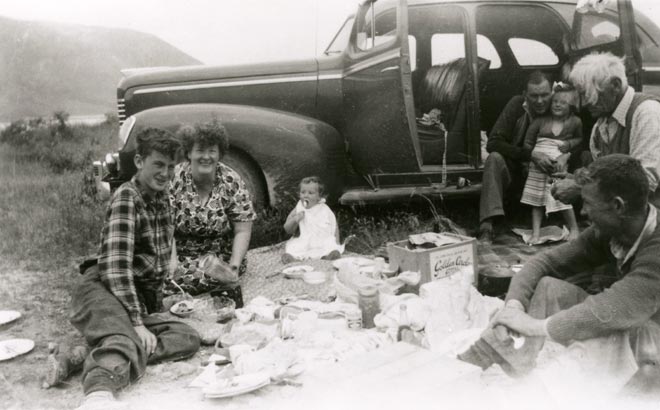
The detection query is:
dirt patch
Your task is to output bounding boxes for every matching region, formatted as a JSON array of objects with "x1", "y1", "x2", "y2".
[{"x1": 0, "y1": 245, "x2": 351, "y2": 410}]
